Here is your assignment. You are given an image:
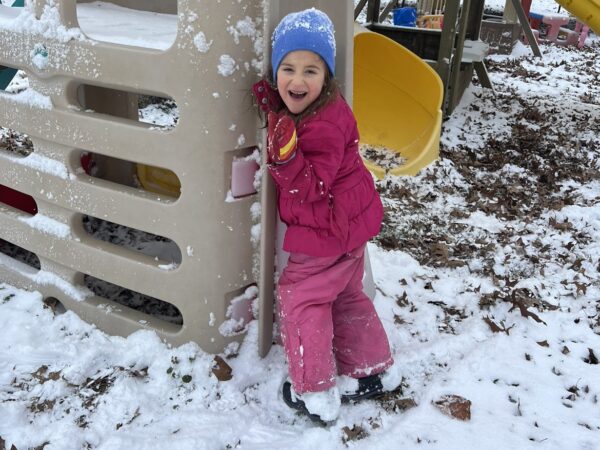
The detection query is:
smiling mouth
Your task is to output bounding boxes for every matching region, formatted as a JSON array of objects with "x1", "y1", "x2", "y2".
[{"x1": 289, "y1": 91, "x2": 307, "y2": 100}]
